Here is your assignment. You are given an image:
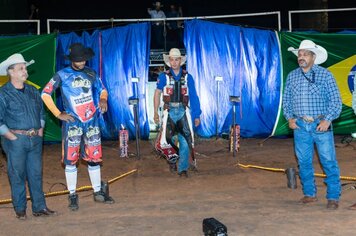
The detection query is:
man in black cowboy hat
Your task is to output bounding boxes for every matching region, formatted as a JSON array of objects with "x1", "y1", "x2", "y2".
[{"x1": 41, "y1": 43, "x2": 114, "y2": 211}]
